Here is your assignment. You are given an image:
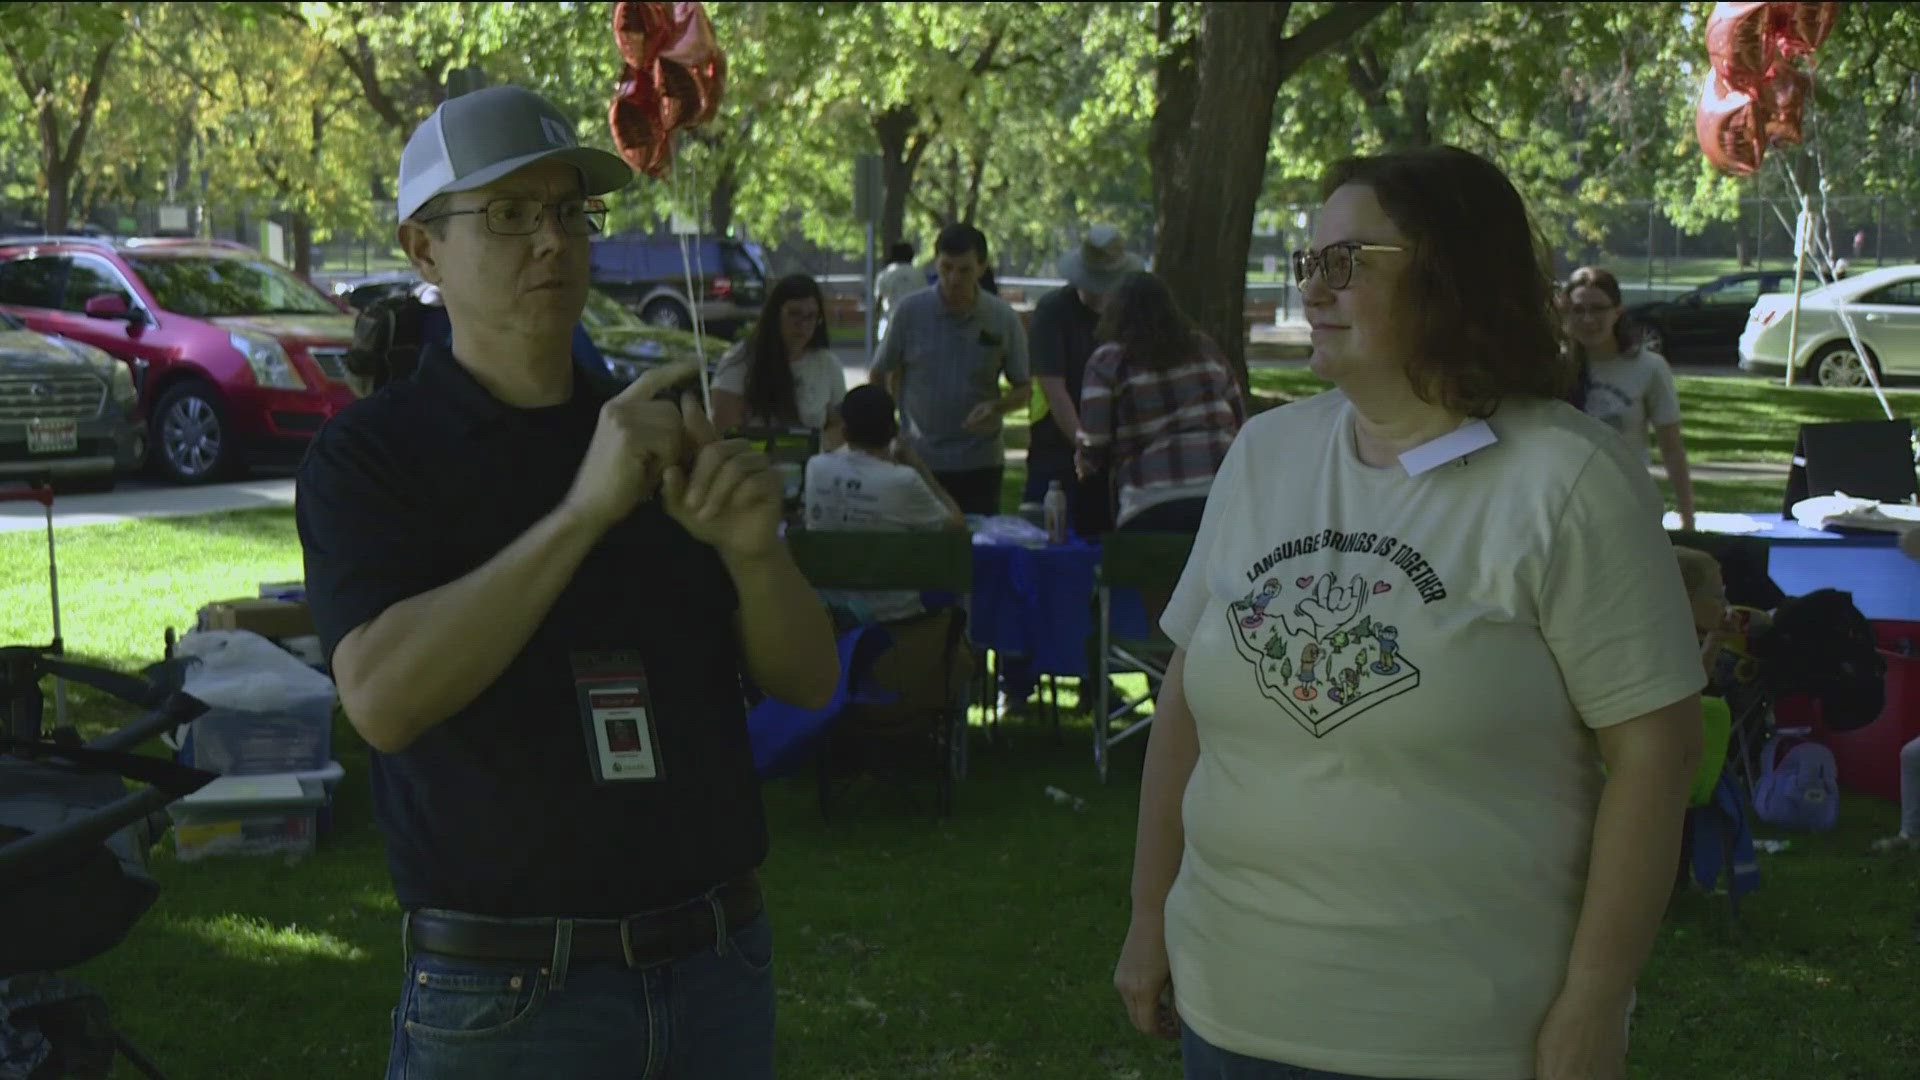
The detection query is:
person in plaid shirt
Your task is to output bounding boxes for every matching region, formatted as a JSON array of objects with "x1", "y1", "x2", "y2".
[{"x1": 1075, "y1": 271, "x2": 1245, "y2": 531}]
